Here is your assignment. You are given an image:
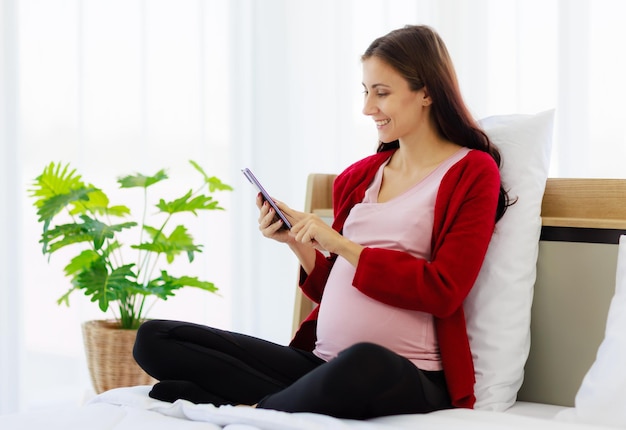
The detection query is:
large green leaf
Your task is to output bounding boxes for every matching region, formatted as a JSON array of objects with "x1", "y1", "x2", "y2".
[
  {"x1": 29, "y1": 163, "x2": 98, "y2": 235},
  {"x1": 144, "y1": 270, "x2": 218, "y2": 300},
  {"x1": 65, "y1": 189, "x2": 104, "y2": 215},
  {"x1": 77, "y1": 215, "x2": 137, "y2": 250},
  {"x1": 156, "y1": 191, "x2": 224, "y2": 215},
  {"x1": 117, "y1": 169, "x2": 168, "y2": 189},
  {"x1": 36, "y1": 188, "x2": 96, "y2": 235},
  {"x1": 64, "y1": 249, "x2": 101, "y2": 277},
  {"x1": 106, "y1": 265, "x2": 140, "y2": 296},
  {"x1": 133, "y1": 225, "x2": 202, "y2": 263},
  {"x1": 42, "y1": 215, "x2": 136, "y2": 253},
  {"x1": 189, "y1": 160, "x2": 234, "y2": 192},
  {"x1": 75, "y1": 261, "x2": 137, "y2": 312},
  {"x1": 206, "y1": 176, "x2": 234, "y2": 192},
  {"x1": 73, "y1": 259, "x2": 113, "y2": 312},
  {"x1": 105, "y1": 205, "x2": 133, "y2": 217},
  {"x1": 66, "y1": 189, "x2": 131, "y2": 218},
  {"x1": 29, "y1": 162, "x2": 86, "y2": 205},
  {"x1": 41, "y1": 223, "x2": 94, "y2": 254}
]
